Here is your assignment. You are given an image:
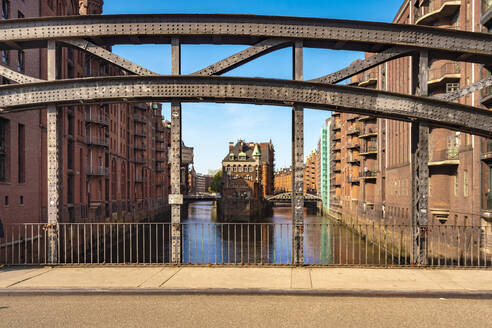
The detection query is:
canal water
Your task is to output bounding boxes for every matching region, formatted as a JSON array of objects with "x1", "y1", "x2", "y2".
[{"x1": 182, "y1": 201, "x2": 390, "y2": 265}]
